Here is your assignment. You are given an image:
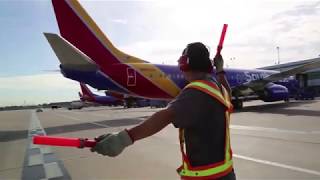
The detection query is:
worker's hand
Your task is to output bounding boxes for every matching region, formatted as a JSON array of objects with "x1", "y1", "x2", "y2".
[
  {"x1": 94, "y1": 134, "x2": 111, "y2": 142},
  {"x1": 214, "y1": 54, "x2": 224, "y2": 73},
  {"x1": 91, "y1": 130, "x2": 133, "y2": 157}
]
